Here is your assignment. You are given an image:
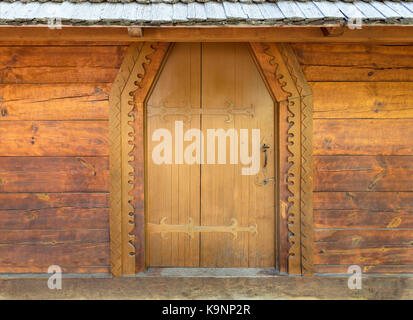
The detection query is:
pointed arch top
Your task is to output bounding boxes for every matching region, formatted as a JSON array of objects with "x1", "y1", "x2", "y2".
[
  {"x1": 109, "y1": 42, "x2": 171, "y2": 276},
  {"x1": 109, "y1": 42, "x2": 313, "y2": 276},
  {"x1": 250, "y1": 43, "x2": 314, "y2": 276}
]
